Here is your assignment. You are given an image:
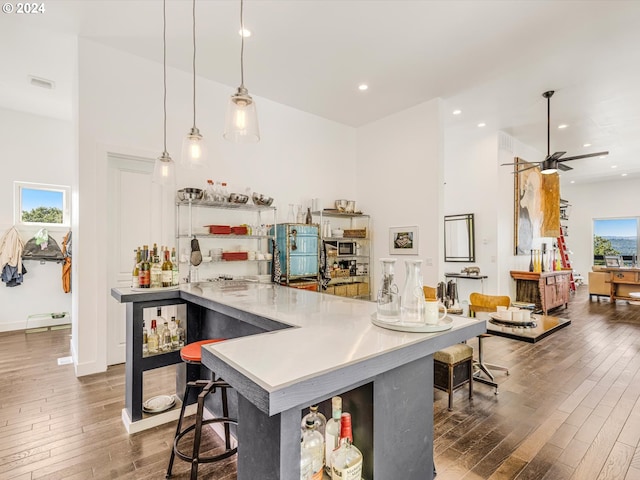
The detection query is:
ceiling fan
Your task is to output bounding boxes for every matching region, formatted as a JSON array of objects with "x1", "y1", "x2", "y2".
[{"x1": 503, "y1": 90, "x2": 609, "y2": 175}]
